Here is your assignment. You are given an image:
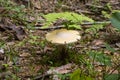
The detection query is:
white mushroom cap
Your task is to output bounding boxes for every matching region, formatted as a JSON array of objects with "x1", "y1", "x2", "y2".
[{"x1": 46, "y1": 29, "x2": 81, "y2": 44}]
